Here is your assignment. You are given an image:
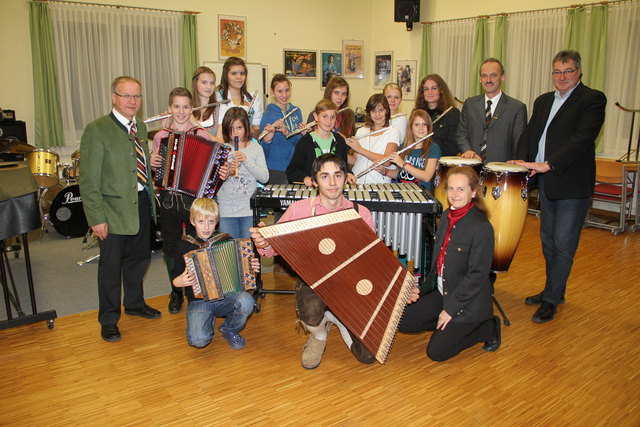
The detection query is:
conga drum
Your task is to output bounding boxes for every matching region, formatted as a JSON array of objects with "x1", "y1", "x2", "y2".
[
  {"x1": 434, "y1": 156, "x2": 483, "y2": 210},
  {"x1": 27, "y1": 149, "x2": 59, "y2": 188},
  {"x1": 482, "y1": 162, "x2": 529, "y2": 272}
]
